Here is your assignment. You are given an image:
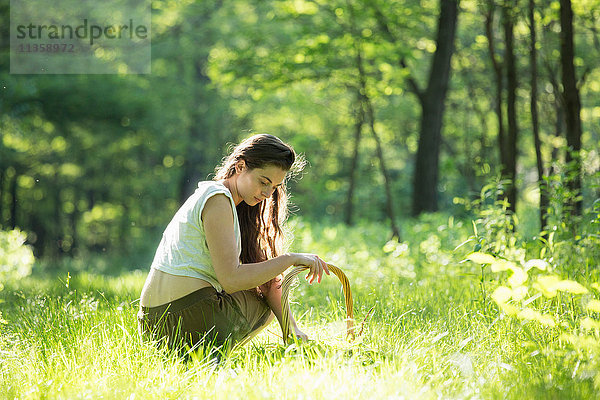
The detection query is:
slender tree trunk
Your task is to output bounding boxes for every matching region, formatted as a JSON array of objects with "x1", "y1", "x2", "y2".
[
  {"x1": 345, "y1": 96, "x2": 364, "y2": 226},
  {"x1": 53, "y1": 173, "x2": 62, "y2": 256},
  {"x1": 529, "y1": 0, "x2": 548, "y2": 233},
  {"x1": 171, "y1": 26, "x2": 196, "y2": 203},
  {"x1": 363, "y1": 96, "x2": 401, "y2": 239},
  {"x1": 30, "y1": 209, "x2": 47, "y2": 258},
  {"x1": 543, "y1": 61, "x2": 565, "y2": 177},
  {"x1": 559, "y1": 0, "x2": 583, "y2": 216},
  {"x1": 411, "y1": 0, "x2": 460, "y2": 215},
  {"x1": 350, "y1": 1, "x2": 400, "y2": 238},
  {"x1": 459, "y1": 58, "x2": 490, "y2": 161},
  {"x1": 503, "y1": 0, "x2": 519, "y2": 214},
  {"x1": 178, "y1": 3, "x2": 225, "y2": 203},
  {"x1": 87, "y1": 190, "x2": 95, "y2": 210},
  {"x1": 180, "y1": 58, "x2": 212, "y2": 202},
  {"x1": 70, "y1": 190, "x2": 79, "y2": 256},
  {"x1": 550, "y1": 99, "x2": 565, "y2": 176},
  {"x1": 461, "y1": 116, "x2": 477, "y2": 195},
  {"x1": 354, "y1": 48, "x2": 401, "y2": 239},
  {"x1": 9, "y1": 172, "x2": 17, "y2": 229},
  {"x1": 0, "y1": 169, "x2": 4, "y2": 227},
  {"x1": 457, "y1": 54, "x2": 490, "y2": 196},
  {"x1": 485, "y1": 2, "x2": 508, "y2": 182}
]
